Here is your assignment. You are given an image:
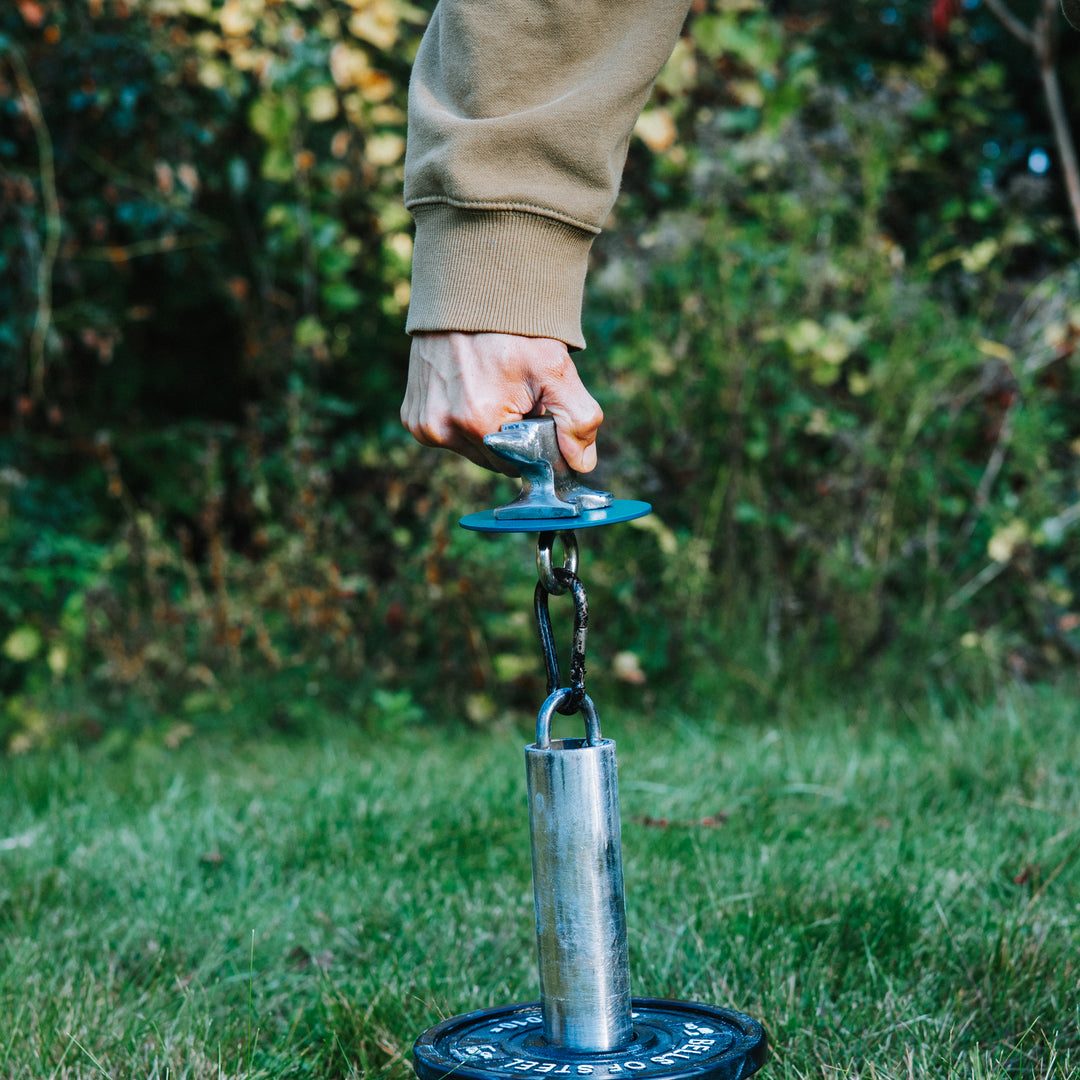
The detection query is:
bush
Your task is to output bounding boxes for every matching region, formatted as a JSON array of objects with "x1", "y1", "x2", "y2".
[
  {"x1": 584, "y1": 7, "x2": 1080, "y2": 696},
  {"x1": 0, "y1": 0, "x2": 423, "y2": 420},
  {"x1": 2, "y1": 1, "x2": 1079, "y2": 751}
]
